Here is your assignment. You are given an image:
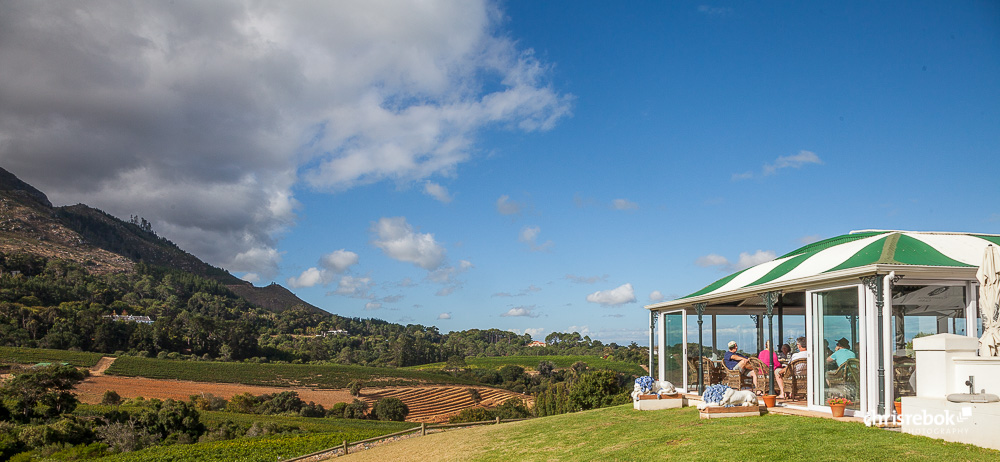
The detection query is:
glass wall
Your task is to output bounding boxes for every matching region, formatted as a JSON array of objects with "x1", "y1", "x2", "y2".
[
  {"x1": 811, "y1": 287, "x2": 861, "y2": 410},
  {"x1": 890, "y1": 284, "x2": 967, "y2": 397},
  {"x1": 662, "y1": 311, "x2": 685, "y2": 387}
]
